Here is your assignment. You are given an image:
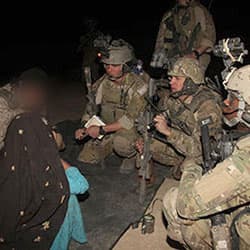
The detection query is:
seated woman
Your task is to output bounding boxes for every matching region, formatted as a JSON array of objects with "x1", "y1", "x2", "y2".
[{"x1": 0, "y1": 112, "x2": 89, "y2": 250}]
